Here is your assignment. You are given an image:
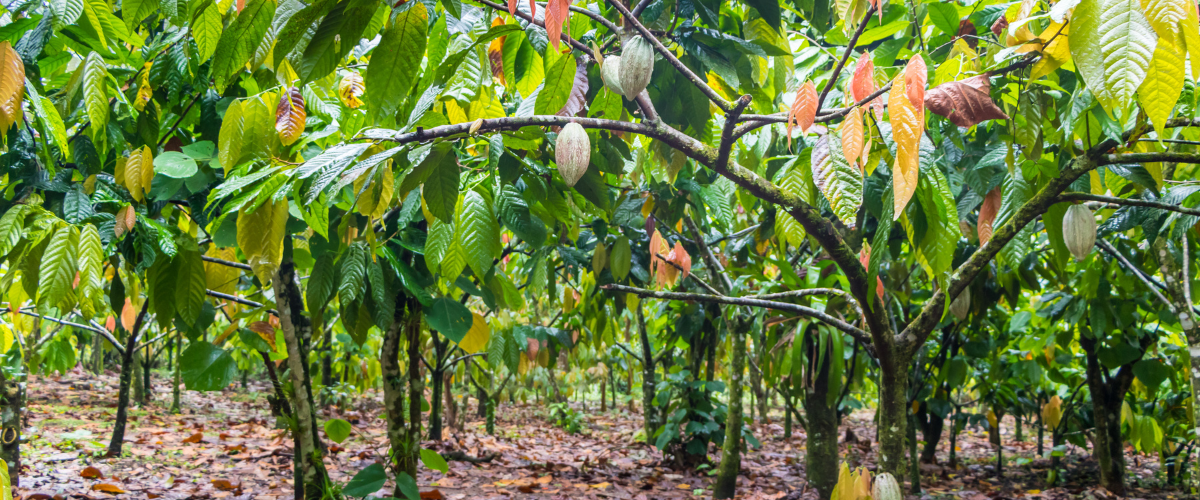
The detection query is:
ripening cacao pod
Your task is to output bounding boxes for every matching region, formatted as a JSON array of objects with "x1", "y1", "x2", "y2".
[
  {"x1": 872, "y1": 473, "x2": 902, "y2": 500},
  {"x1": 600, "y1": 55, "x2": 625, "y2": 96},
  {"x1": 950, "y1": 286, "x2": 971, "y2": 321},
  {"x1": 555, "y1": 122, "x2": 590, "y2": 186},
  {"x1": 619, "y1": 36, "x2": 654, "y2": 100},
  {"x1": 1062, "y1": 204, "x2": 1096, "y2": 261}
]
